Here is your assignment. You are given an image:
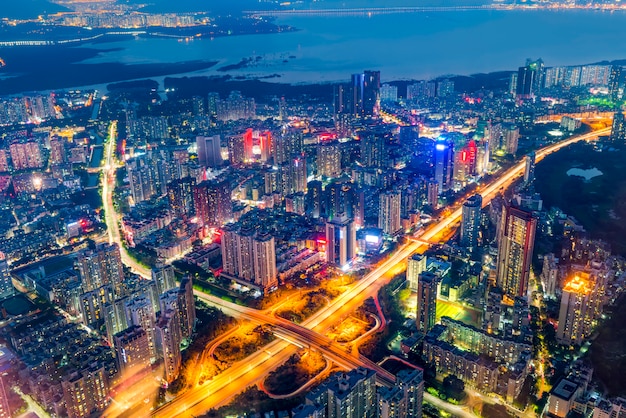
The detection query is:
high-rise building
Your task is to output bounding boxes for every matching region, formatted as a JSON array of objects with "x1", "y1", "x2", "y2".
[
  {"x1": 125, "y1": 296, "x2": 156, "y2": 362},
  {"x1": 436, "y1": 79, "x2": 454, "y2": 97},
  {"x1": 360, "y1": 131, "x2": 387, "y2": 168},
  {"x1": 274, "y1": 127, "x2": 303, "y2": 164},
  {"x1": 433, "y1": 138, "x2": 454, "y2": 194},
  {"x1": 306, "y1": 180, "x2": 324, "y2": 218},
  {"x1": 326, "y1": 181, "x2": 356, "y2": 221},
  {"x1": 609, "y1": 65, "x2": 622, "y2": 102},
  {"x1": 496, "y1": 205, "x2": 537, "y2": 299},
  {"x1": 304, "y1": 368, "x2": 378, "y2": 418},
  {"x1": 524, "y1": 151, "x2": 536, "y2": 186},
  {"x1": 317, "y1": 141, "x2": 342, "y2": 178},
  {"x1": 504, "y1": 124, "x2": 520, "y2": 155},
  {"x1": 416, "y1": 272, "x2": 438, "y2": 334},
  {"x1": 0, "y1": 254, "x2": 14, "y2": 301},
  {"x1": 427, "y1": 179, "x2": 439, "y2": 208},
  {"x1": 516, "y1": 58, "x2": 544, "y2": 98},
  {"x1": 380, "y1": 84, "x2": 398, "y2": 102},
  {"x1": 177, "y1": 276, "x2": 196, "y2": 341},
  {"x1": 151, "y1": 263, "x2": 177, "y2": 296},
  {"x1": 541, "y1": 254, "x2": 559, "y2": 299},
  {"x1": 556, "y1": 273, "x2": 605, "y2": 345},
  {"x1": 77, "y1": 243, "x2": 124, "y2": 295},
  {"x1": 277, "y1": 157, "x2": 307, "y2": 197},
  {"x1": 325, "y1": 215, "x2": 357, "y2": 268},
  {"x1": 9, "y1": 141, "x2": 43, "y2": 170},
  {"x1": 61, "y1": 365, "x2": 109, "y2": 418},
  {"x1": 378, "y1": 190, "x2": 402, "y2": 235},
  {"x1": 460, "y1": 194, "x2": 482, "y2": 249},
  {"x1": 378, "y1": 368, "x2": 424, "y2": 418},
  {"x1": 167, "y1": 176, "x2": 196, "y2": 218},
  {"x1": 610, "y1": 111, "x2": 626, "y2": 142},
  {"x1": 193, "y1": 179, "x2": 232, "y2": 227},
  {"x1": 362, "y1": 70, "x2": 381, "y2": 117},
  {"x1": 114, "y1": 325, "x2": 151, "y2": 376},
  {"x1": 155, "y1": 309, "x2": 182, "y2": 383},
  {"x1": 407, "y1": 253, "x2": 427, "y2": 292},
  {"x1": 196, "y1": 135, "x2": 223, "y2": 168},
  {"x1": 221, "y1": 225, "x2": 277, "y2": 291}
]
